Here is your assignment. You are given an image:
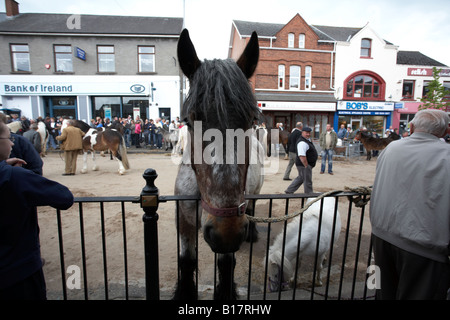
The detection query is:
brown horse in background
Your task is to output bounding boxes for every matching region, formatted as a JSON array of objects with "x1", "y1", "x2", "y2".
[{"x1": 354, "y1": 130, "x2": 400, "y2": 160}]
